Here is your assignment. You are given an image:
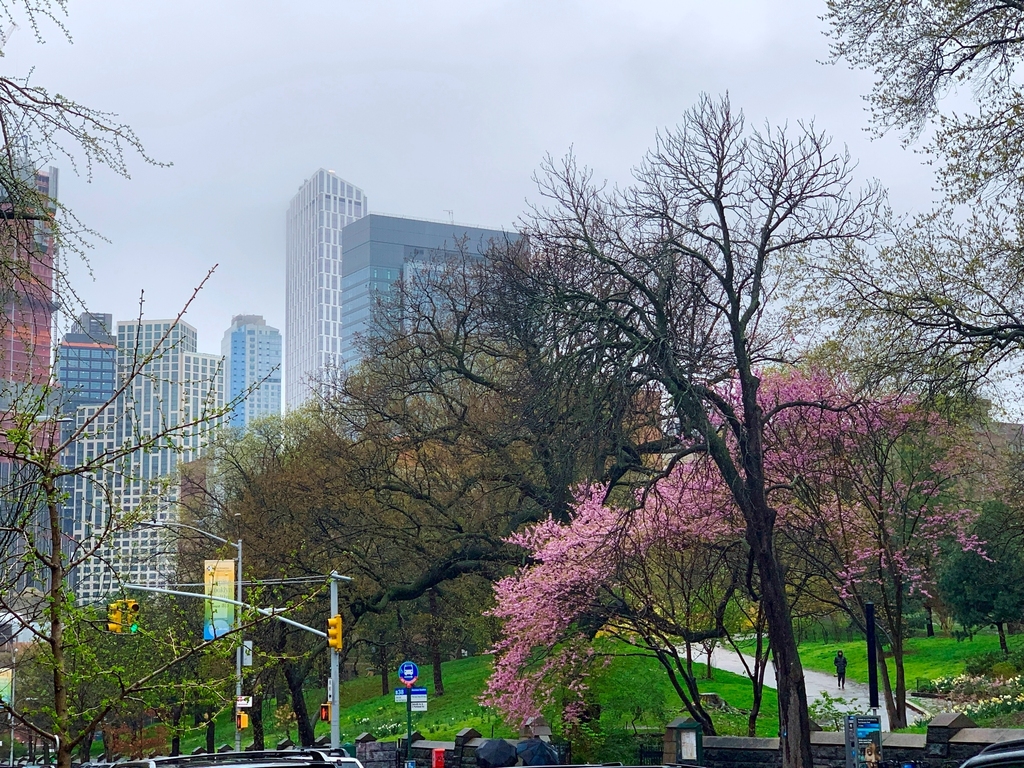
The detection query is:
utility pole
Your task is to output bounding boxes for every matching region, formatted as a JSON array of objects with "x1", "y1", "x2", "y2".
[
  {"x1": 330, "y1": 573, "x2": 341, "y2": 751},
  {"x1": 234, "y1": 533, "x2": 243, "y2": 752}
]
